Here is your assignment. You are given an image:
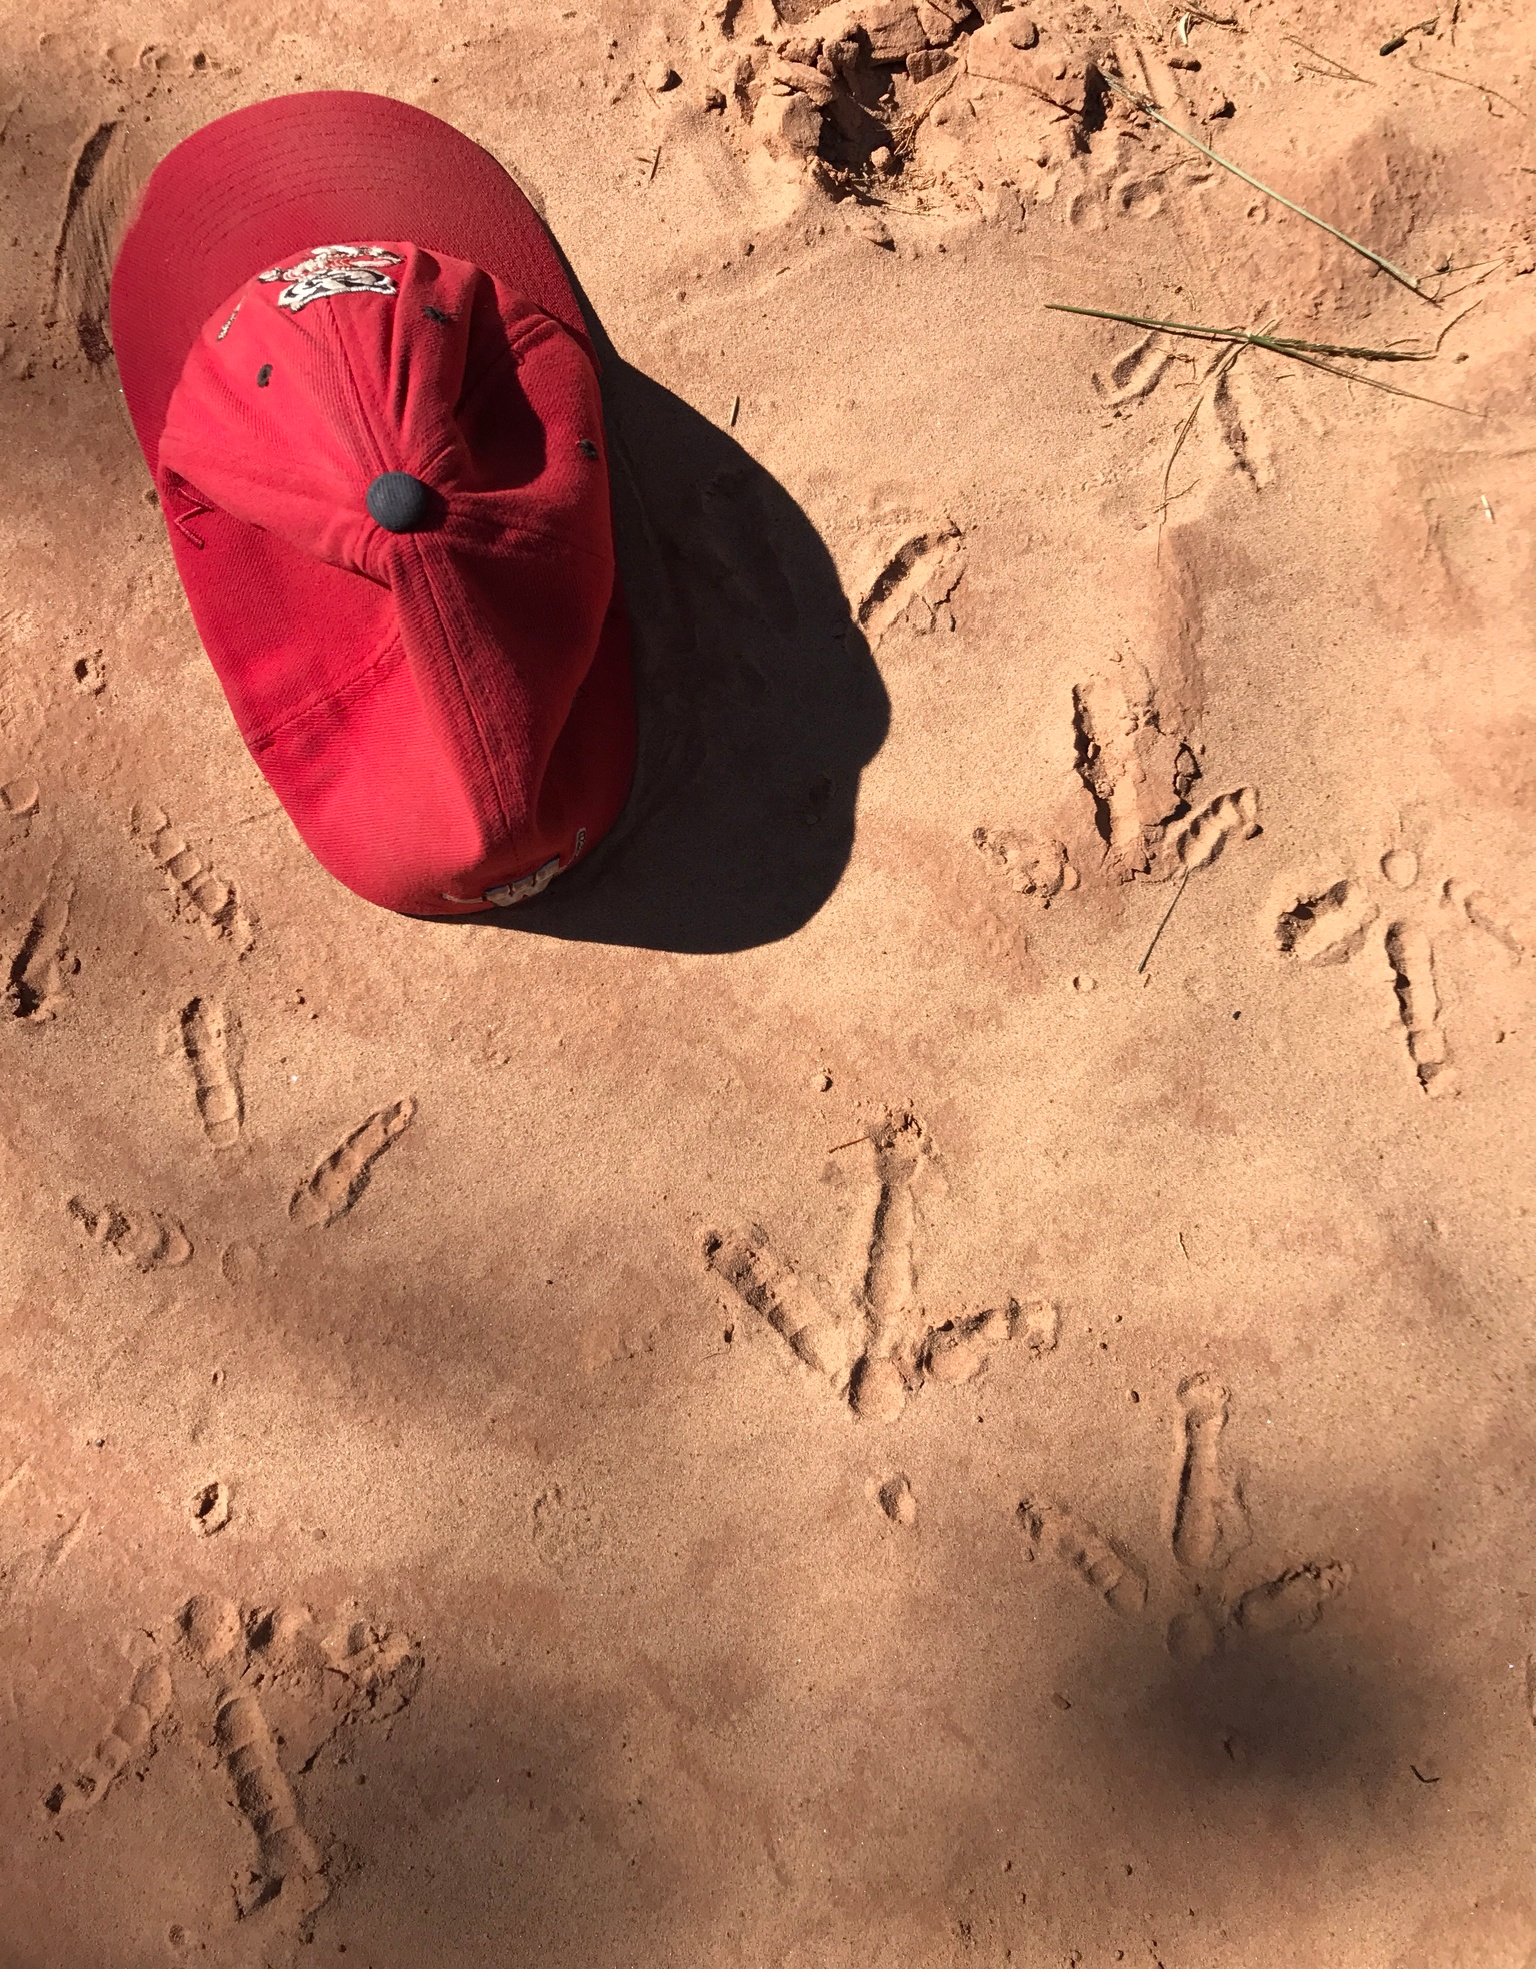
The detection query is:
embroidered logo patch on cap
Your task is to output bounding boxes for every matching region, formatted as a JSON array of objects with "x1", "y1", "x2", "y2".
[{"x1": 257, "y1": 243, "x2": 404, "y2": 312}]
